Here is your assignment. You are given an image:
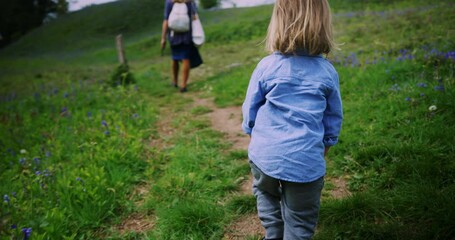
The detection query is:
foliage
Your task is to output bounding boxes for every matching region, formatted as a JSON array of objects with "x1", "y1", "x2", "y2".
[
  {"x1": 0, "y1": 0, "x2": 69, "y2": 48},
  {"x1": 226, "y1": 195, "x2": 257, "y2": 214},
  {"x1": 0, "y1": 0, "x2": 165, "y2": 57},
  {"x1": 110, "y1": 64, "x2": 136, "y2": 87},
  {"x1": 199, "y1": 0, "x2": 218, "y2": 9},
  {"x1": 0, "y1": 79, "x2": 156, "y2": 239}
]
